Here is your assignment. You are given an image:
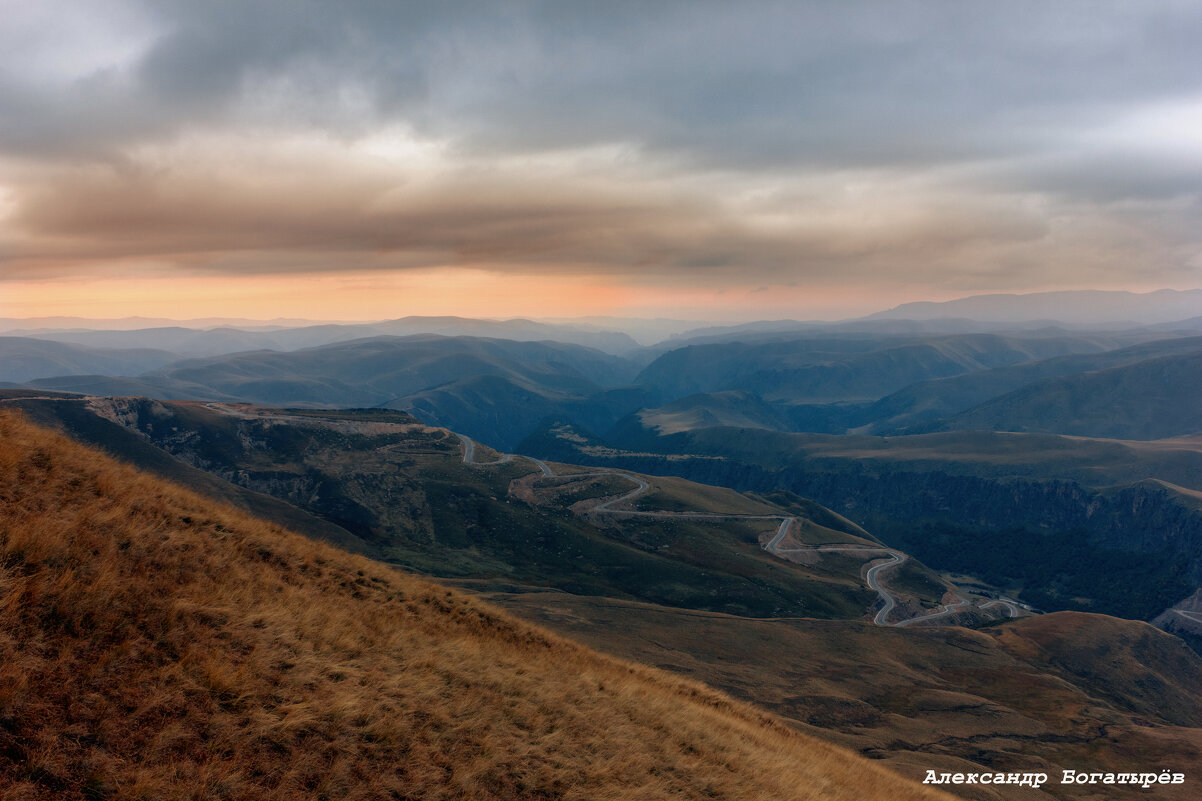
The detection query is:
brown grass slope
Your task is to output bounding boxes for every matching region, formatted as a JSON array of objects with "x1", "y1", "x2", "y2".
[
  {"x1": 0, "y1": 410, "x2": 952, "y2": 801},
  {"x1": 491, "y1": 593, "x2": 1202, "y2": 801}
]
